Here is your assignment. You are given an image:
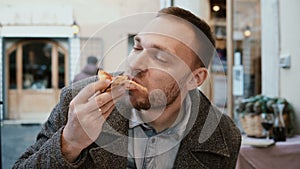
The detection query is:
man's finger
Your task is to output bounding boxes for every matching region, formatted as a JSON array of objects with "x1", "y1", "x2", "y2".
[
  {"x1": 75, "y1": 80, "x2": 111, "y2": 103},
  {"x1": 102, "y1": 103, "x2": 116, "y2": 119},
  {"x1": 99, "y1": 100, "x2": 115, "y2": 115},
  {"x1": 92, "y1": 88, "x2": 126, "y2": 109},
  {"x1": 82, "y1": 92, "x2": 113, "y2": 113}
]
